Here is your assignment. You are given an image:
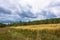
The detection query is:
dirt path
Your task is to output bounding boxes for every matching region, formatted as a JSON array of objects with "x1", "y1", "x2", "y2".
[{"x1": 10, "y1": 24, "x2": 60, "y2": 30}]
